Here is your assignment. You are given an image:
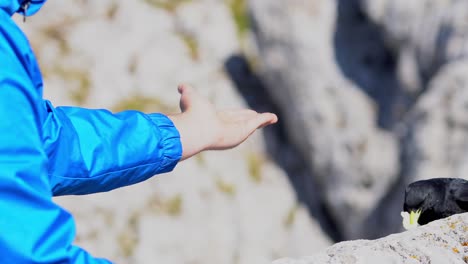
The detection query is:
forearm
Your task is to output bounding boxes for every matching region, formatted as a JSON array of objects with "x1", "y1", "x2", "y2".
[{"x1": 47, "y1": 105, "x2": 182, "y2": 196}]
